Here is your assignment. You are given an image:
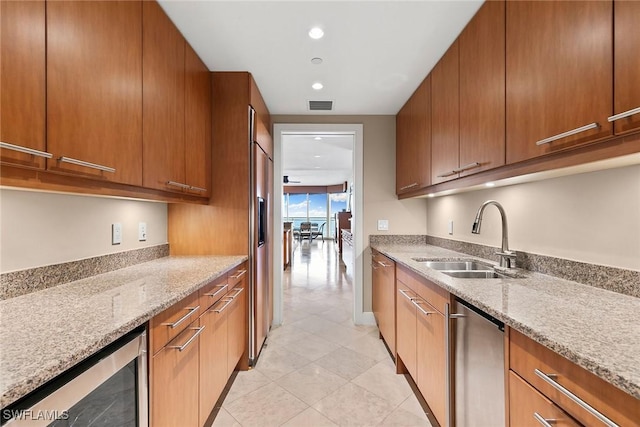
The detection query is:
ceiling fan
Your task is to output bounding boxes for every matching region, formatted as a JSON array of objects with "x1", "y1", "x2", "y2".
[{"x1": 283, "y1": 175, "x2": 301, "y2": 184}]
